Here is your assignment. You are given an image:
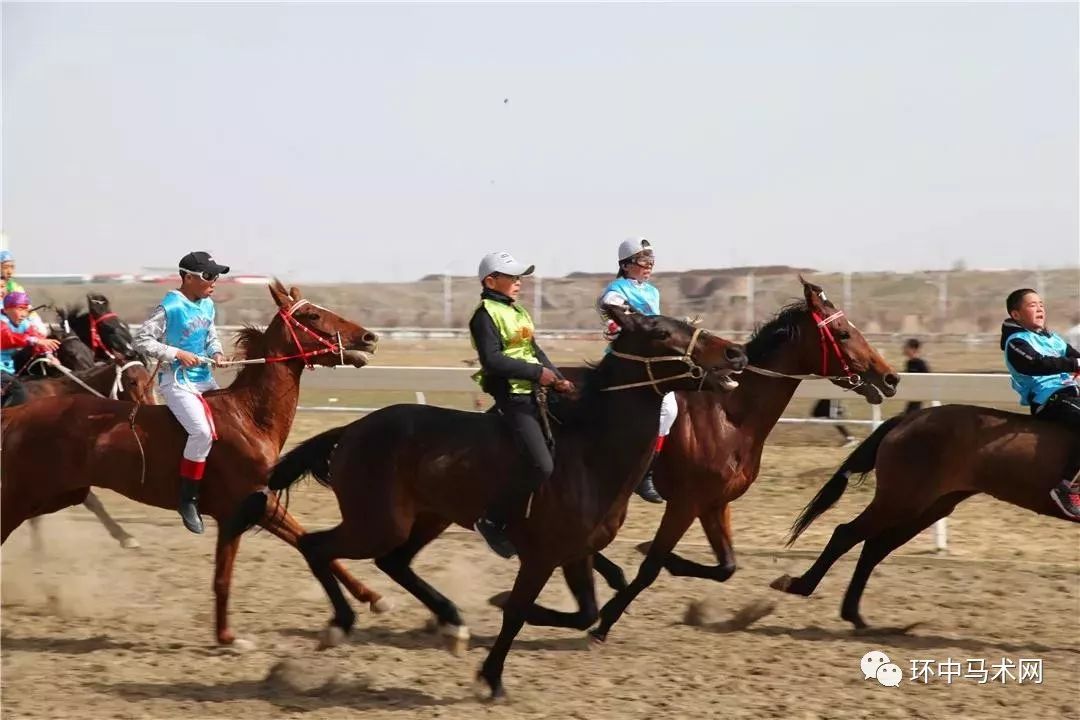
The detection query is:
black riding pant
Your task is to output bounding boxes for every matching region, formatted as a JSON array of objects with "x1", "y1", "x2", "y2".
[
  {"x1": 488, "y1": 393, "x2": 555, "y2": 524},
  {"x1": 1034, "y1": 388, "x2": 1080, "y2": 482},
  {"x1": 0, "y1": 370, "x2": 28, "y2": 408}
]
